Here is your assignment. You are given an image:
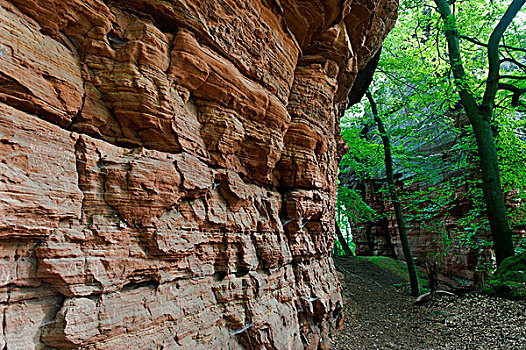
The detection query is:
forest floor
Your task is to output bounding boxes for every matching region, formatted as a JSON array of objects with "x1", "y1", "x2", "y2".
[{"x1": 330, "y1": 256, "x2": 526, "y2": 350}]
